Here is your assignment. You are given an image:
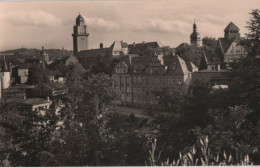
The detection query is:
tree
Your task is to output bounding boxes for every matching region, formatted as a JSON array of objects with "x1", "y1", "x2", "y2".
[
  {"x1": 228, "y1": 9, "x2": 260, "y2": 118},
  {"x1": 202, "y1": 37, "x2": 217, "y2": 49},
  {"x1": 1, "y1": 104, "x2": 59, "y2": 166},
  {"x1": 175, "y1": 43, "x2": 204, "y2": 66},
  {"x1": 198, "y1": 55, "x2": 207, "y2": 70},
  {"x1": 66, "y1": 62, "x2": 86, "y2": 101},
  {"x1": 27, "y1": 65, "x2": 51, "y2": 85}
]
